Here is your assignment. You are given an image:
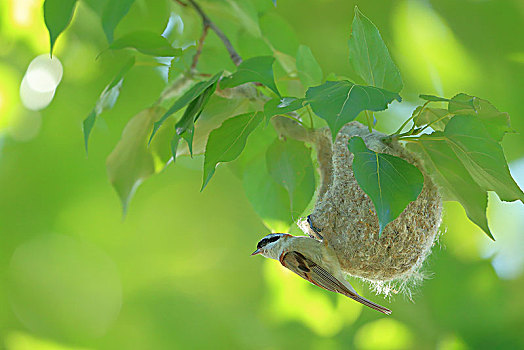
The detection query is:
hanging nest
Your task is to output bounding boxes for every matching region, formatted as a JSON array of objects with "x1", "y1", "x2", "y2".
[{"x1": 298, "y1": 122, "x2": 443, "y2": 296}]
